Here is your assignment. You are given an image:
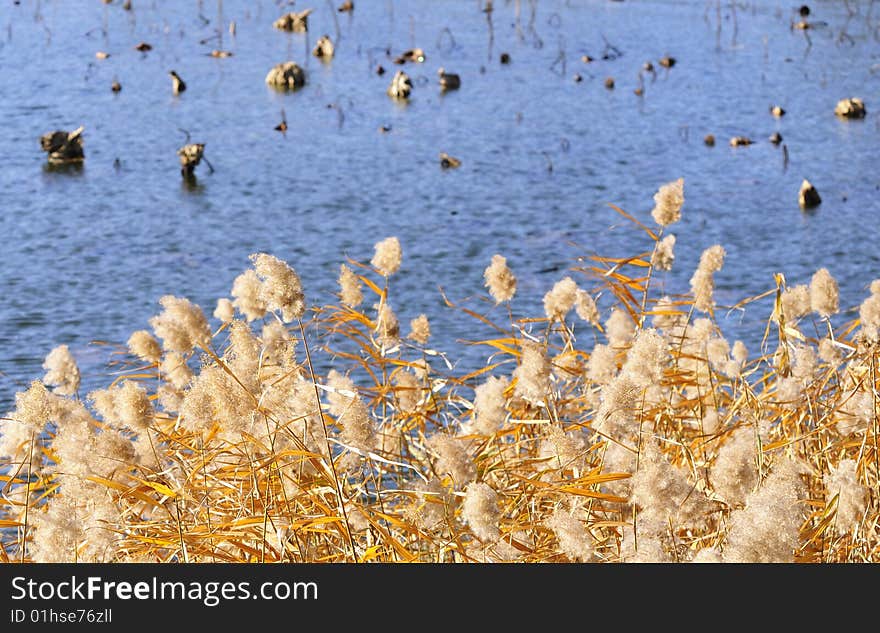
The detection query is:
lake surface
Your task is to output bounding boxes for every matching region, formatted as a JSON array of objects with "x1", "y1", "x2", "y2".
[{"x1": 1, "y1": 0, "x2": 879, "y2": 407}]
